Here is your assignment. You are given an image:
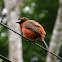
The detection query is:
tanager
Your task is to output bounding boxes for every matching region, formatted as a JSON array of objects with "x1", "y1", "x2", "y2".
[{"x1": 16, "y1": 17, "x2": 48, "y2": 50}]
